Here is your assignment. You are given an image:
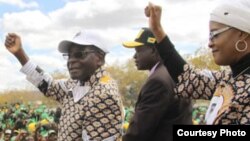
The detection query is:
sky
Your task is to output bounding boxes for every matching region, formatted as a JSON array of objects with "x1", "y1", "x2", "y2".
[{"x1": 0, "y1": 0, "x2": 217, "y2": 91}]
